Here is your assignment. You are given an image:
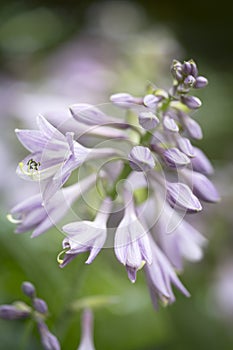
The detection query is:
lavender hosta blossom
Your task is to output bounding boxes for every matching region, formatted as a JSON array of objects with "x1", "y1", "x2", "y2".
[
  {"x1": 114, "y1": 188, "x2": 152, "y2": 283},
  {"x1": 10, "y1": 58, "x2": 218, "y2": 311},
  {"x1": 16, "y1": 115, "x2": 121, "y2": 201},
  {"x1": 145, "y1": 235, "x2": 190, "y2": 309},
  {"x1": 154, "y1": 197, "x2": 207, "y2": 270},
  {"x1": 8, "y1": 174, "x2": 96, "y2": 237},
  {"x1": 128, "y1": 146, "x2": 155, "y2": 172},
  {"x1": 77, "y1": 309, "x2": 95, "y2": 350},
  {"x1": 60, "y1": 198, "x2": 112, "y2": 267}
]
